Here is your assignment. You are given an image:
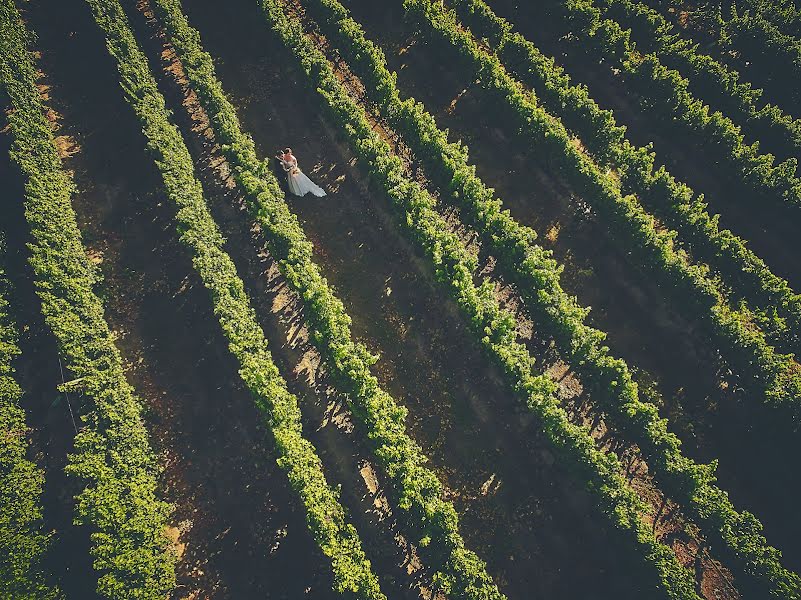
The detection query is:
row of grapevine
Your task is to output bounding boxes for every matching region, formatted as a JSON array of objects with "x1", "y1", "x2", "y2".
[
  {"x1": 0, "y1": 1, "x2": 178, "y2": 597},
  {"x1": 259, "y1": 1, "x2": 703, "y2": 597},
  {"x1": 302, "y1": 0, "x2": 801, "y2": 597},
  {"x1": 0, "y1": 229, "x2": 59, "y2": 600},
  {"x1": 647, "y1": 0, "x2": 801, "y2": 111},
  {"x1": 735, "y1": 0, "x2": 801, "y2": 37},
  {"x1": 449, "y1": 0, "x2": 801, "y2": 360},
  {"x1": 704, "y1": 9, "x2": 801, "y2": 109},
  {"x1": 553, "y1": 0, "x2": 801, "y2": 217},
  {"x1": 144, "y1": 0, "x2": 504, "y2": 597},
  {"x1": 80, "y1": 0, "x2": 387, "y2": 597},
  {"x1": 451, "y1": 0, "x2": 626, "y2": 167},
  {"x1": 400, "y1": 0, "x2": 801, "y2": 433},
  {"x1": 599, "y1": 0, "x2": 801, "y2": 163}
]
